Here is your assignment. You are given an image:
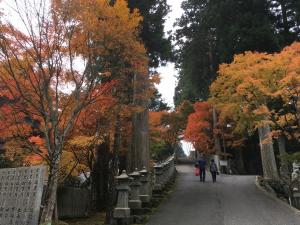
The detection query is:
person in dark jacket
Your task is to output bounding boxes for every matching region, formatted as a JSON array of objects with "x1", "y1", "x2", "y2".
[
  {"x1": 198, "y1": 156, "x2": 206, "y2": 182},
  {"x1": 210, "y1": 159, "x2": 218, "y2": 183}
]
